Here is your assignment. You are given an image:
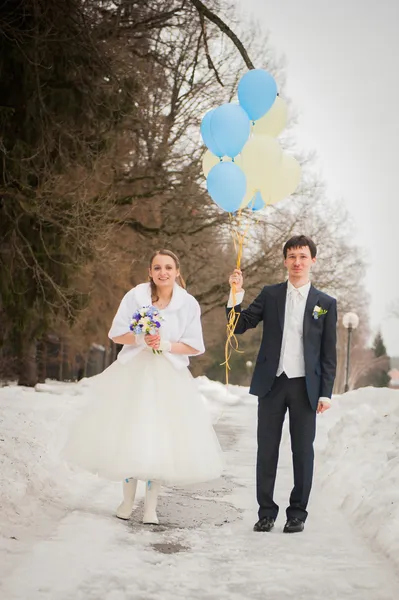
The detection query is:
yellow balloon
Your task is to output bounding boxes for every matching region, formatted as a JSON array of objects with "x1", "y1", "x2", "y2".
[
  {"x1": 240, "y1": 135, "x2": 282, "y2": 198},
  {"x1": 232, "y1": 153, "x2": 242, "y2": 169},
  {"x1": 202, "y1": 150, "x2": 222, "y2": 177},
  {"x1": 261, "y1": 153, "x2": 301, "y2": 204},
  {"x1": 253, "y1": 96, "x2": 288, "y2": 138},
  {"x1": 238, "y1": 189, "x2": 254, "y2": 209}
]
